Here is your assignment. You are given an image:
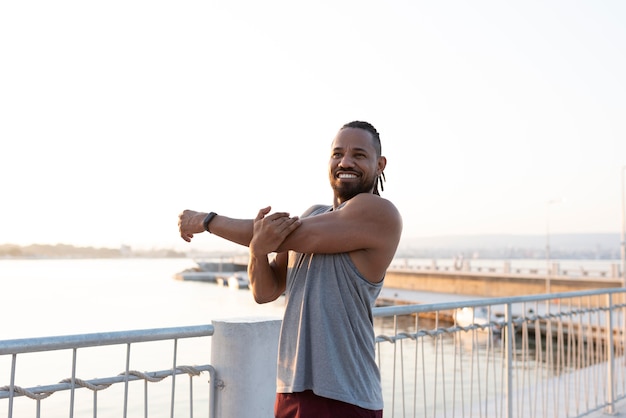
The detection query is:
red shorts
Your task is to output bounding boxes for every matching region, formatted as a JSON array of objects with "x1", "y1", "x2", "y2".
[{"x1": 274, "y1": 390, "x2": 383, "y2": 418}]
